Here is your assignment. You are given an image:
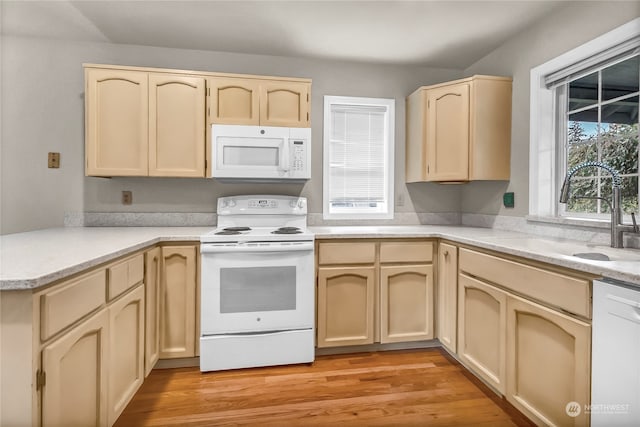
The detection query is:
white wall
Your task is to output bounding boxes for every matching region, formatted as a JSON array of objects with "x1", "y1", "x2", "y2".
[
  {"x1": 1, "y1": 35, "x2": 462, "y2": 234},
  {"x1": 461, "y1": 1, "x2": 640, "y2": 217}
]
